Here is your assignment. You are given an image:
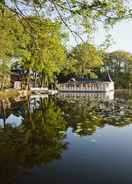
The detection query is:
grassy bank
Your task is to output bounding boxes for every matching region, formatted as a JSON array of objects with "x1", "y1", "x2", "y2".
[
  {"x1": 0, "y1": 89, "x2": 31, "y2": 99},
  {"x1": 0, "y1": 89, "x2": 19, "y2": 99}
]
